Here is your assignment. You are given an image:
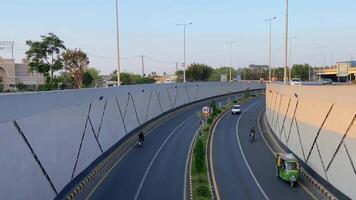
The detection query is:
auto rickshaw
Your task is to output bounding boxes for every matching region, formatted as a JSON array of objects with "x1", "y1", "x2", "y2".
[{"x1": 275, "y1": 153, "x2": 300, "y2": 187}]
